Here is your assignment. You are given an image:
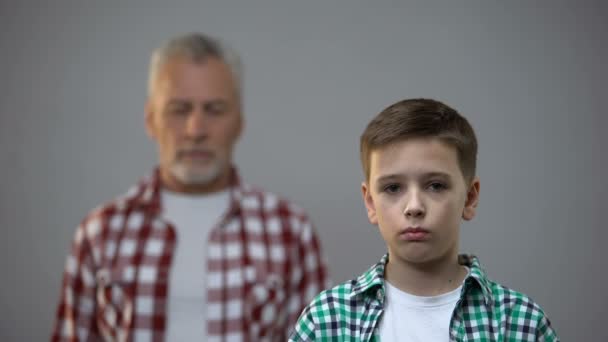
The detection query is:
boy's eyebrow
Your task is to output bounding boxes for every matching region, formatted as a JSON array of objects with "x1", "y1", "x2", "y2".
[
  {"x1": 422, "y1": 171, "x2": 452, "y2": 179},
  {"x1": 375, "y1": 174, "x2": 402, "y2": 183},
  {"x1": 375, "y1": 171, "x2": 452, "y2": 183}
]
